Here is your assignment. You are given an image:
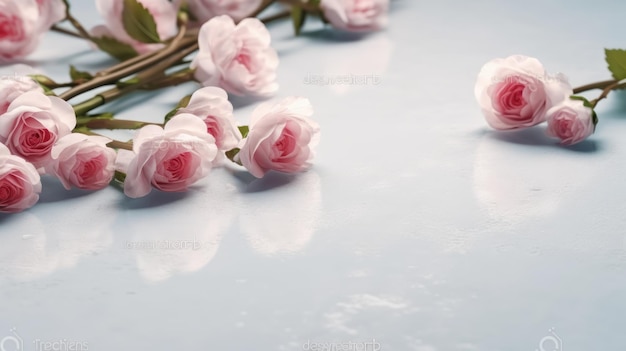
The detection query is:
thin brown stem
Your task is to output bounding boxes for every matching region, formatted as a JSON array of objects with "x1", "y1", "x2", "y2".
[
  {"x1": 59, "y1": 24, "x2": 194, "y2": 101},
  {"x1": 591, "y1": 79, "x2": 626, "y2": 108},
  {"x1": 51, "y1": 25, "x2": 84, "y2": 39},
  {"x1": 573, "y1": 79, "x2": 617, "y2": 94}
]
